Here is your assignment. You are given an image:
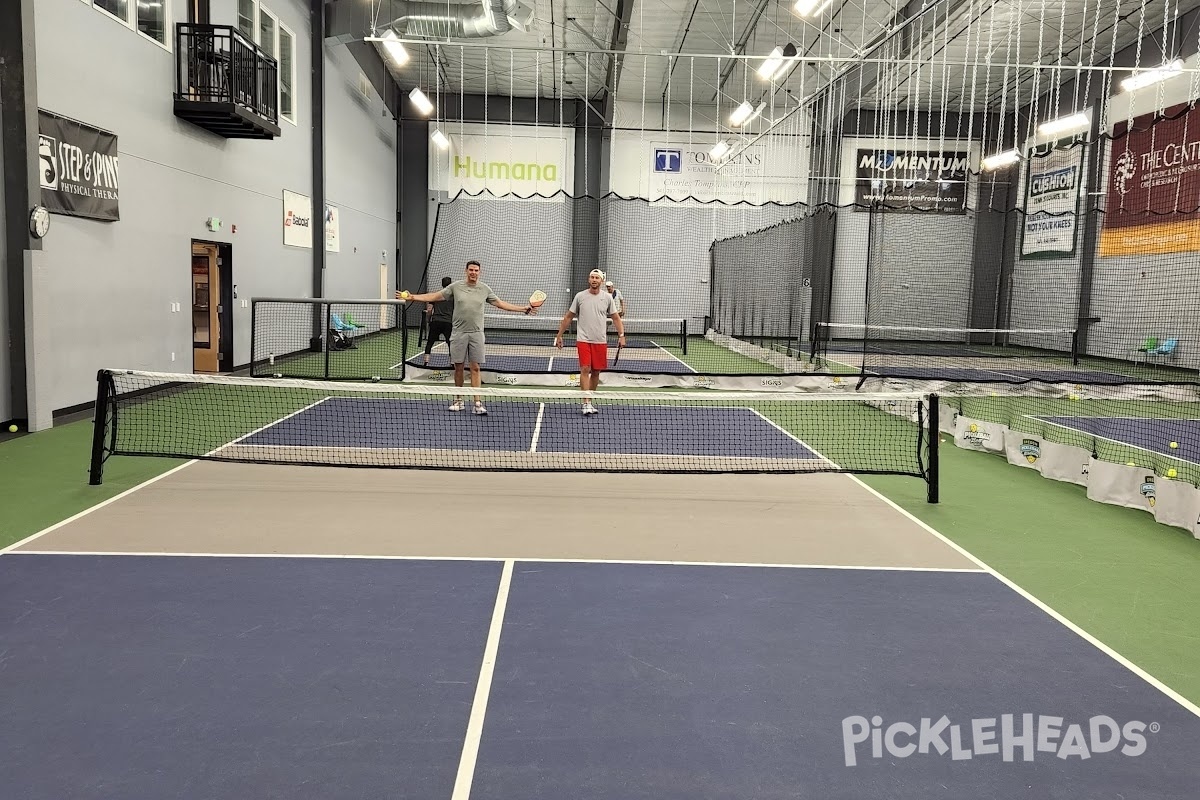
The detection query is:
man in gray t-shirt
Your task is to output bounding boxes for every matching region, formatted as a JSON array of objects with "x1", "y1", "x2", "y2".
[
  {"x1": 554, "y1": 269, "x2": 626, "y2": 415},
  {"x1": 398, "y1": 260, "x2": 534, "y2": 414}
]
